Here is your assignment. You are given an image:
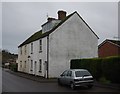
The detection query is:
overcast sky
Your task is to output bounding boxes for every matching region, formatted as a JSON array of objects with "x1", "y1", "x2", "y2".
[{"x1": 2, "y1": 2, "x2": 118, "y2": 54}]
